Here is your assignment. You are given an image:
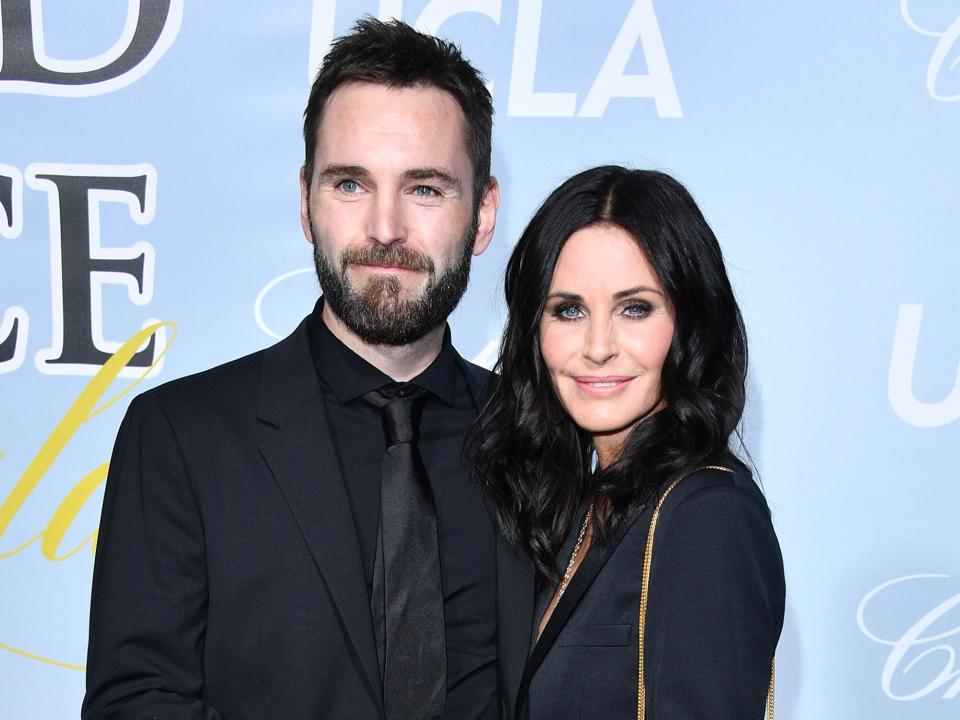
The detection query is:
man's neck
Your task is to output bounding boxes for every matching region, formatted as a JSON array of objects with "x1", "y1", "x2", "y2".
[{"x1": 321, "y1": 303, "x2": 445, "y2": 382}]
